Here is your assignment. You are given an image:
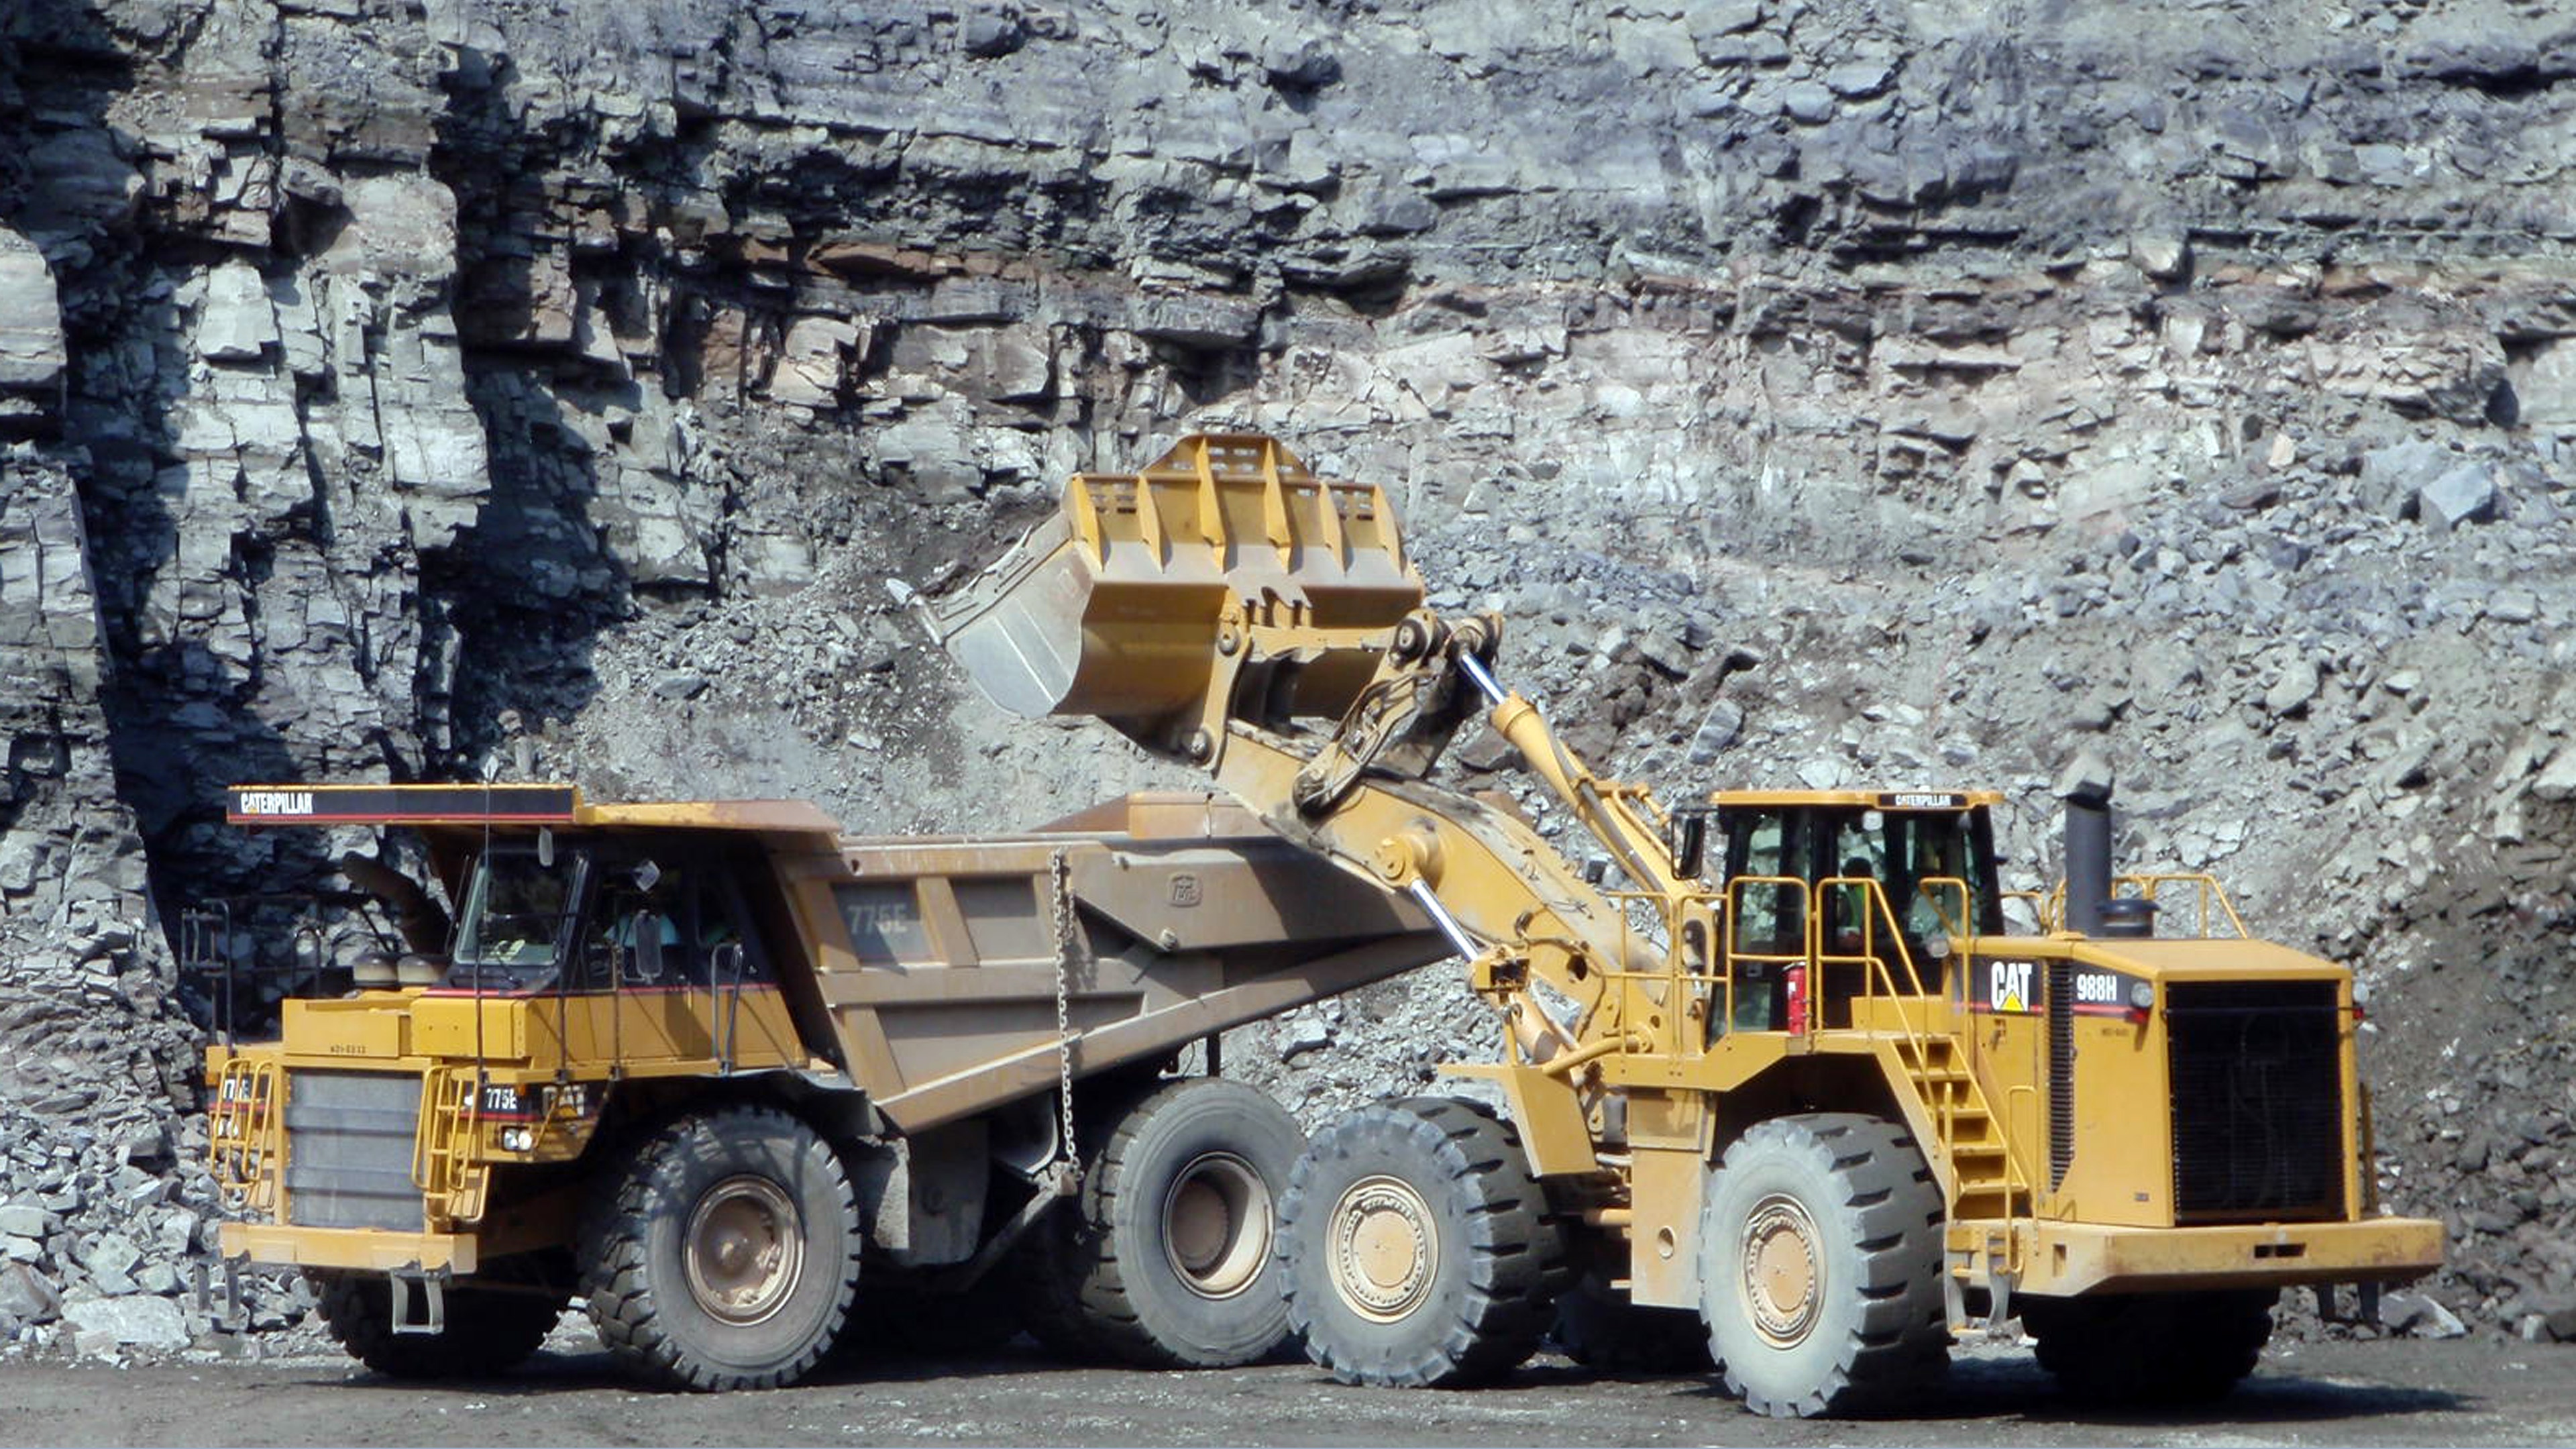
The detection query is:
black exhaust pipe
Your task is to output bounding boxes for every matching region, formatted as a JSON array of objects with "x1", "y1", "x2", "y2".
[{"x1": 2057, "y1": 753, "x2": 2114, "y2": 937}]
